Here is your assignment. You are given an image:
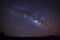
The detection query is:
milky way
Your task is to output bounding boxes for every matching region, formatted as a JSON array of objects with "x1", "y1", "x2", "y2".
[{"x1": 1, "y1": 0, "x2": 60, "y2": 37}]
